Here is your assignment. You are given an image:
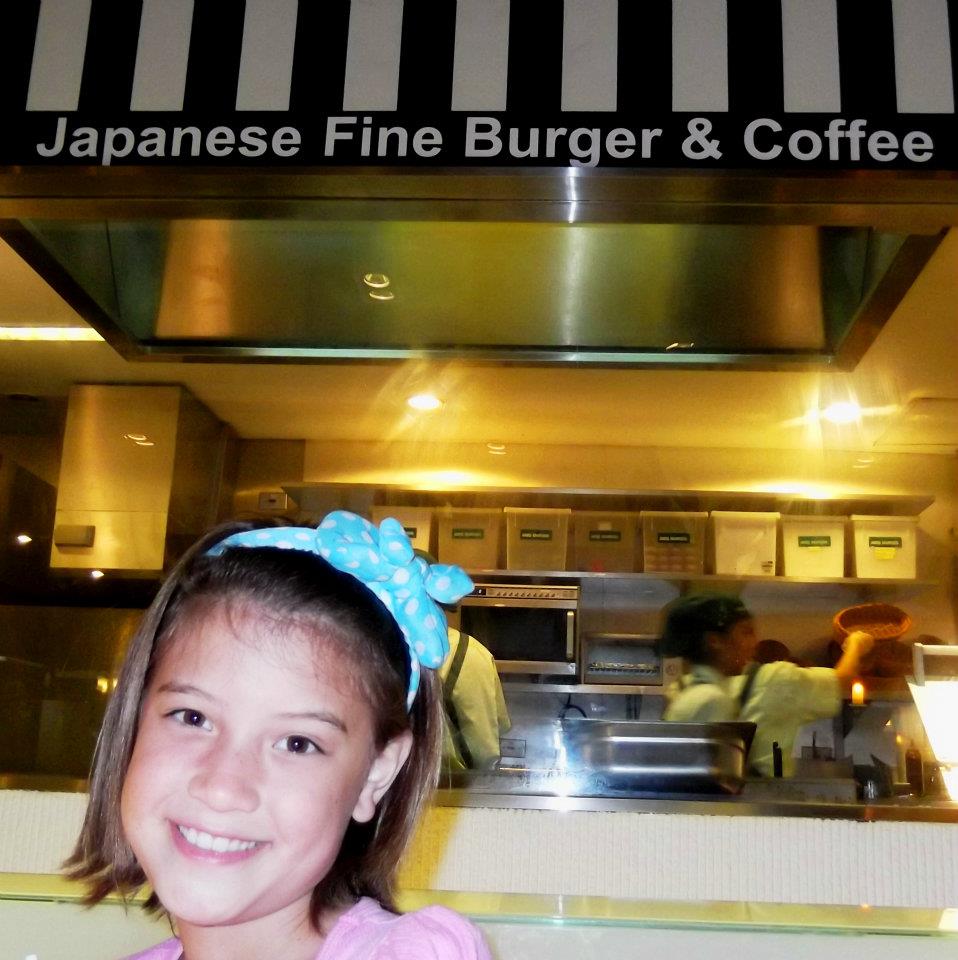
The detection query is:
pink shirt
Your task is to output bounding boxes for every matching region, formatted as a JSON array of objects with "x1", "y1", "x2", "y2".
[{"x1": 123, "y1": 898, "x2": 492, "y2": 959}]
